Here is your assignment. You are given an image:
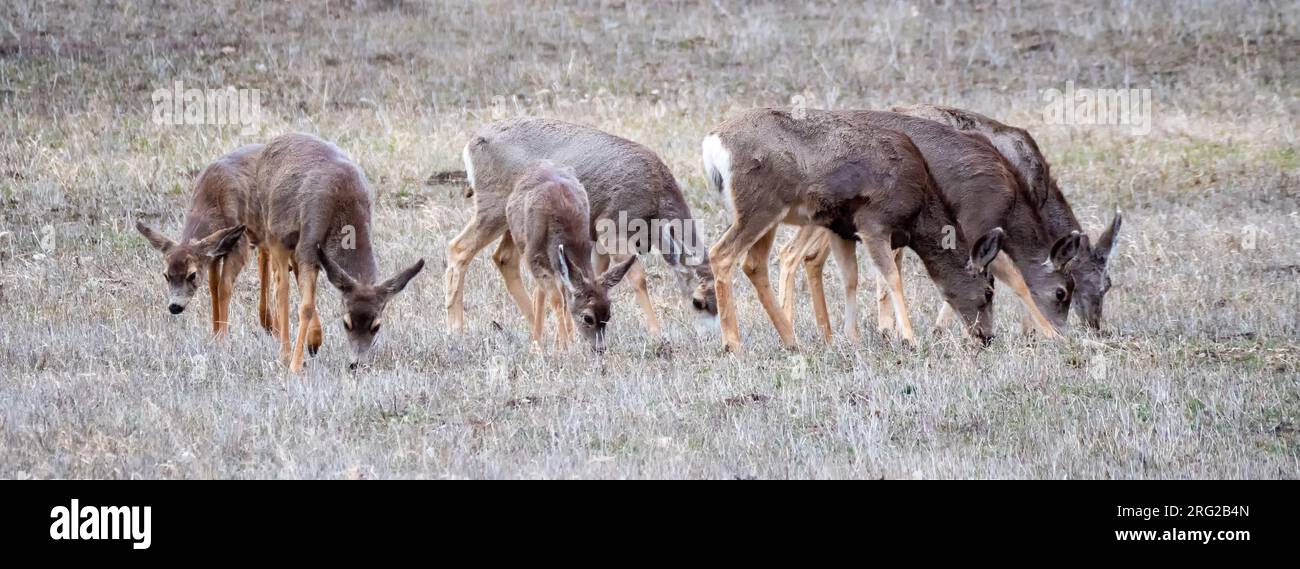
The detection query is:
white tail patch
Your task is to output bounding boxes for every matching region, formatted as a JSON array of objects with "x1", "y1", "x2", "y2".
[
  {"x1": 462, "y1": 142, "x2": 477, "y2": 191},
  {"x1": 701, "y1": 134, "x2": 735, "y2": 214}
]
